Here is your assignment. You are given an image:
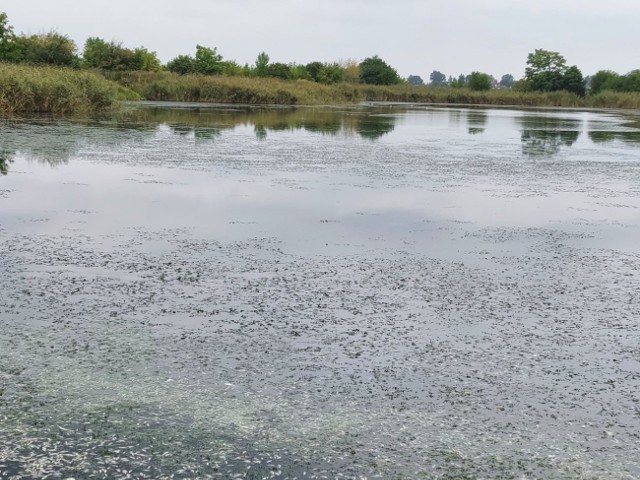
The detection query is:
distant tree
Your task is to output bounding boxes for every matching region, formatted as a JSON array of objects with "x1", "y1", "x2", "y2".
[
  {"x1": 305, "y1": 61, "x2": 324, "y2": 82},
  {"x1": 221, "y1": 60, "x2": 244, "y2": 77},
  {"x1": 166, "y1": 54, "x2": 196, "y2": 74},
  {"x1": 16, "y1": 31, "x2": 77, "y2": 66},
  {"x1": 265, "y1": 62, "x2": 292, "y2": 80},
  {"x1": 194, "y1": 45, "x2": 223, "y2": 75},
  {"x1": 620, "y1": 70, "x2": 640, "y2": 92},
  {"x1": 358, "y1": 55, "x2": 401, "y2": 85},
  {"x1": 429, "y1": 70, "x2": 447, "y2": 86},
  {"x1": 407, "y1": 75, "x2": 424, "y2": 86},
  {"x1": 304, "y1": 61, "x2": 343, "y2": 84},
  {"x1": 83, "y1": 37, "x2": 156, "y2": 71},
  {"x1": 254, "y1": 51, "x2": 270, "y2": 76},
  {"x1": 468, "y1": 71, "x2": 492, "y2": 91},
  {"x1": 289, "y1": 63, "x2": 311, "y2": 80},
  {"x1": 0, "y1": 12, "x2": 19, "y2": 61},
  {"x1": 589, "y1": 70, "x2": 617, "y2": 94},
  {"x1": 339, "y1": 58, "x2": 360, "y2": 83},
  {"x1": 317, "y1": 63, "x2": 343, "y2": 84},
  {"x1": 525, "y1": 49, "x2": 567, "y2": 92},
  {"x1": 562, "y1": 65, "x2": 585, "y2": 96},
  {"x1": 499, "y1": 74, "x2": 514, "y2": 88}
]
